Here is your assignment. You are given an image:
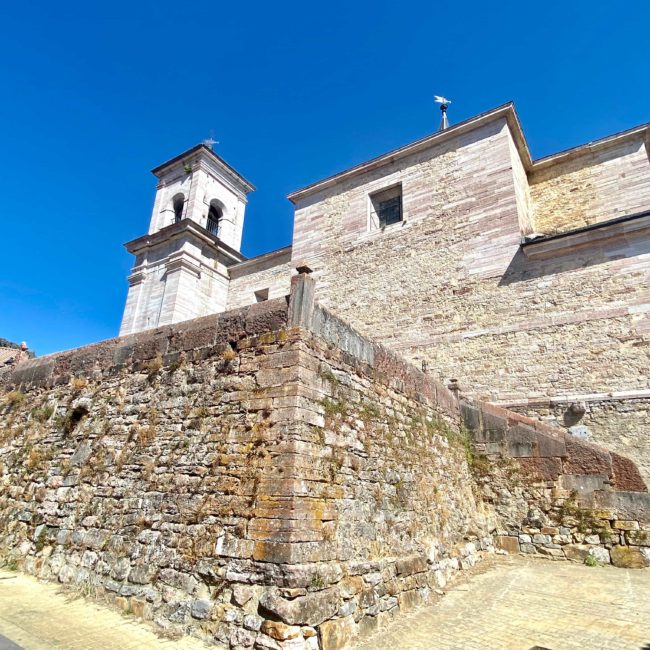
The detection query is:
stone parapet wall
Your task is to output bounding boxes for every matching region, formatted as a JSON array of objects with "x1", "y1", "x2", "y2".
[
  {"x1": 461, "y1": 400, "x2": 650, "y2": 569},
  {"x1": 502, "y1": 395, "x2": 650, "y2": 486},
  {"x1": 0, "y1": 289, "x2": 494, "y2": 649},
  {"x1": 1, "y1": 278, "x2": 648, "y2": 649}
]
